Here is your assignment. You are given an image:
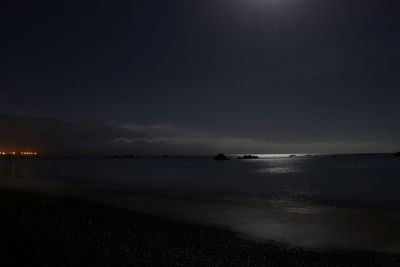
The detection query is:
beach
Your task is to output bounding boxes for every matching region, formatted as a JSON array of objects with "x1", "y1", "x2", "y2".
[
  {"x1": 1, "y1": 189, "x2": 400, "y2": 267},
  {"x1": 3, "y1": 0, "x2": 399, "y2": 264}
]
